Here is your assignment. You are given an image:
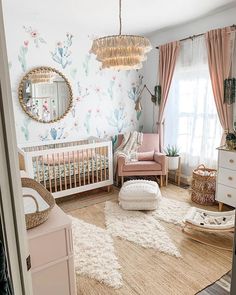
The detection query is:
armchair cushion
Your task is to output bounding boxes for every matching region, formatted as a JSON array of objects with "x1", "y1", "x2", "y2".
[
  {"x1": 137, "y1": 151, "x2": 154, "y2": 161},
  {"x1": 138, "y1": 134, "x2": 159, "y2": 152},
  {"x1": 123, "y1": 161, "x2": 162, "y2": 172}
]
